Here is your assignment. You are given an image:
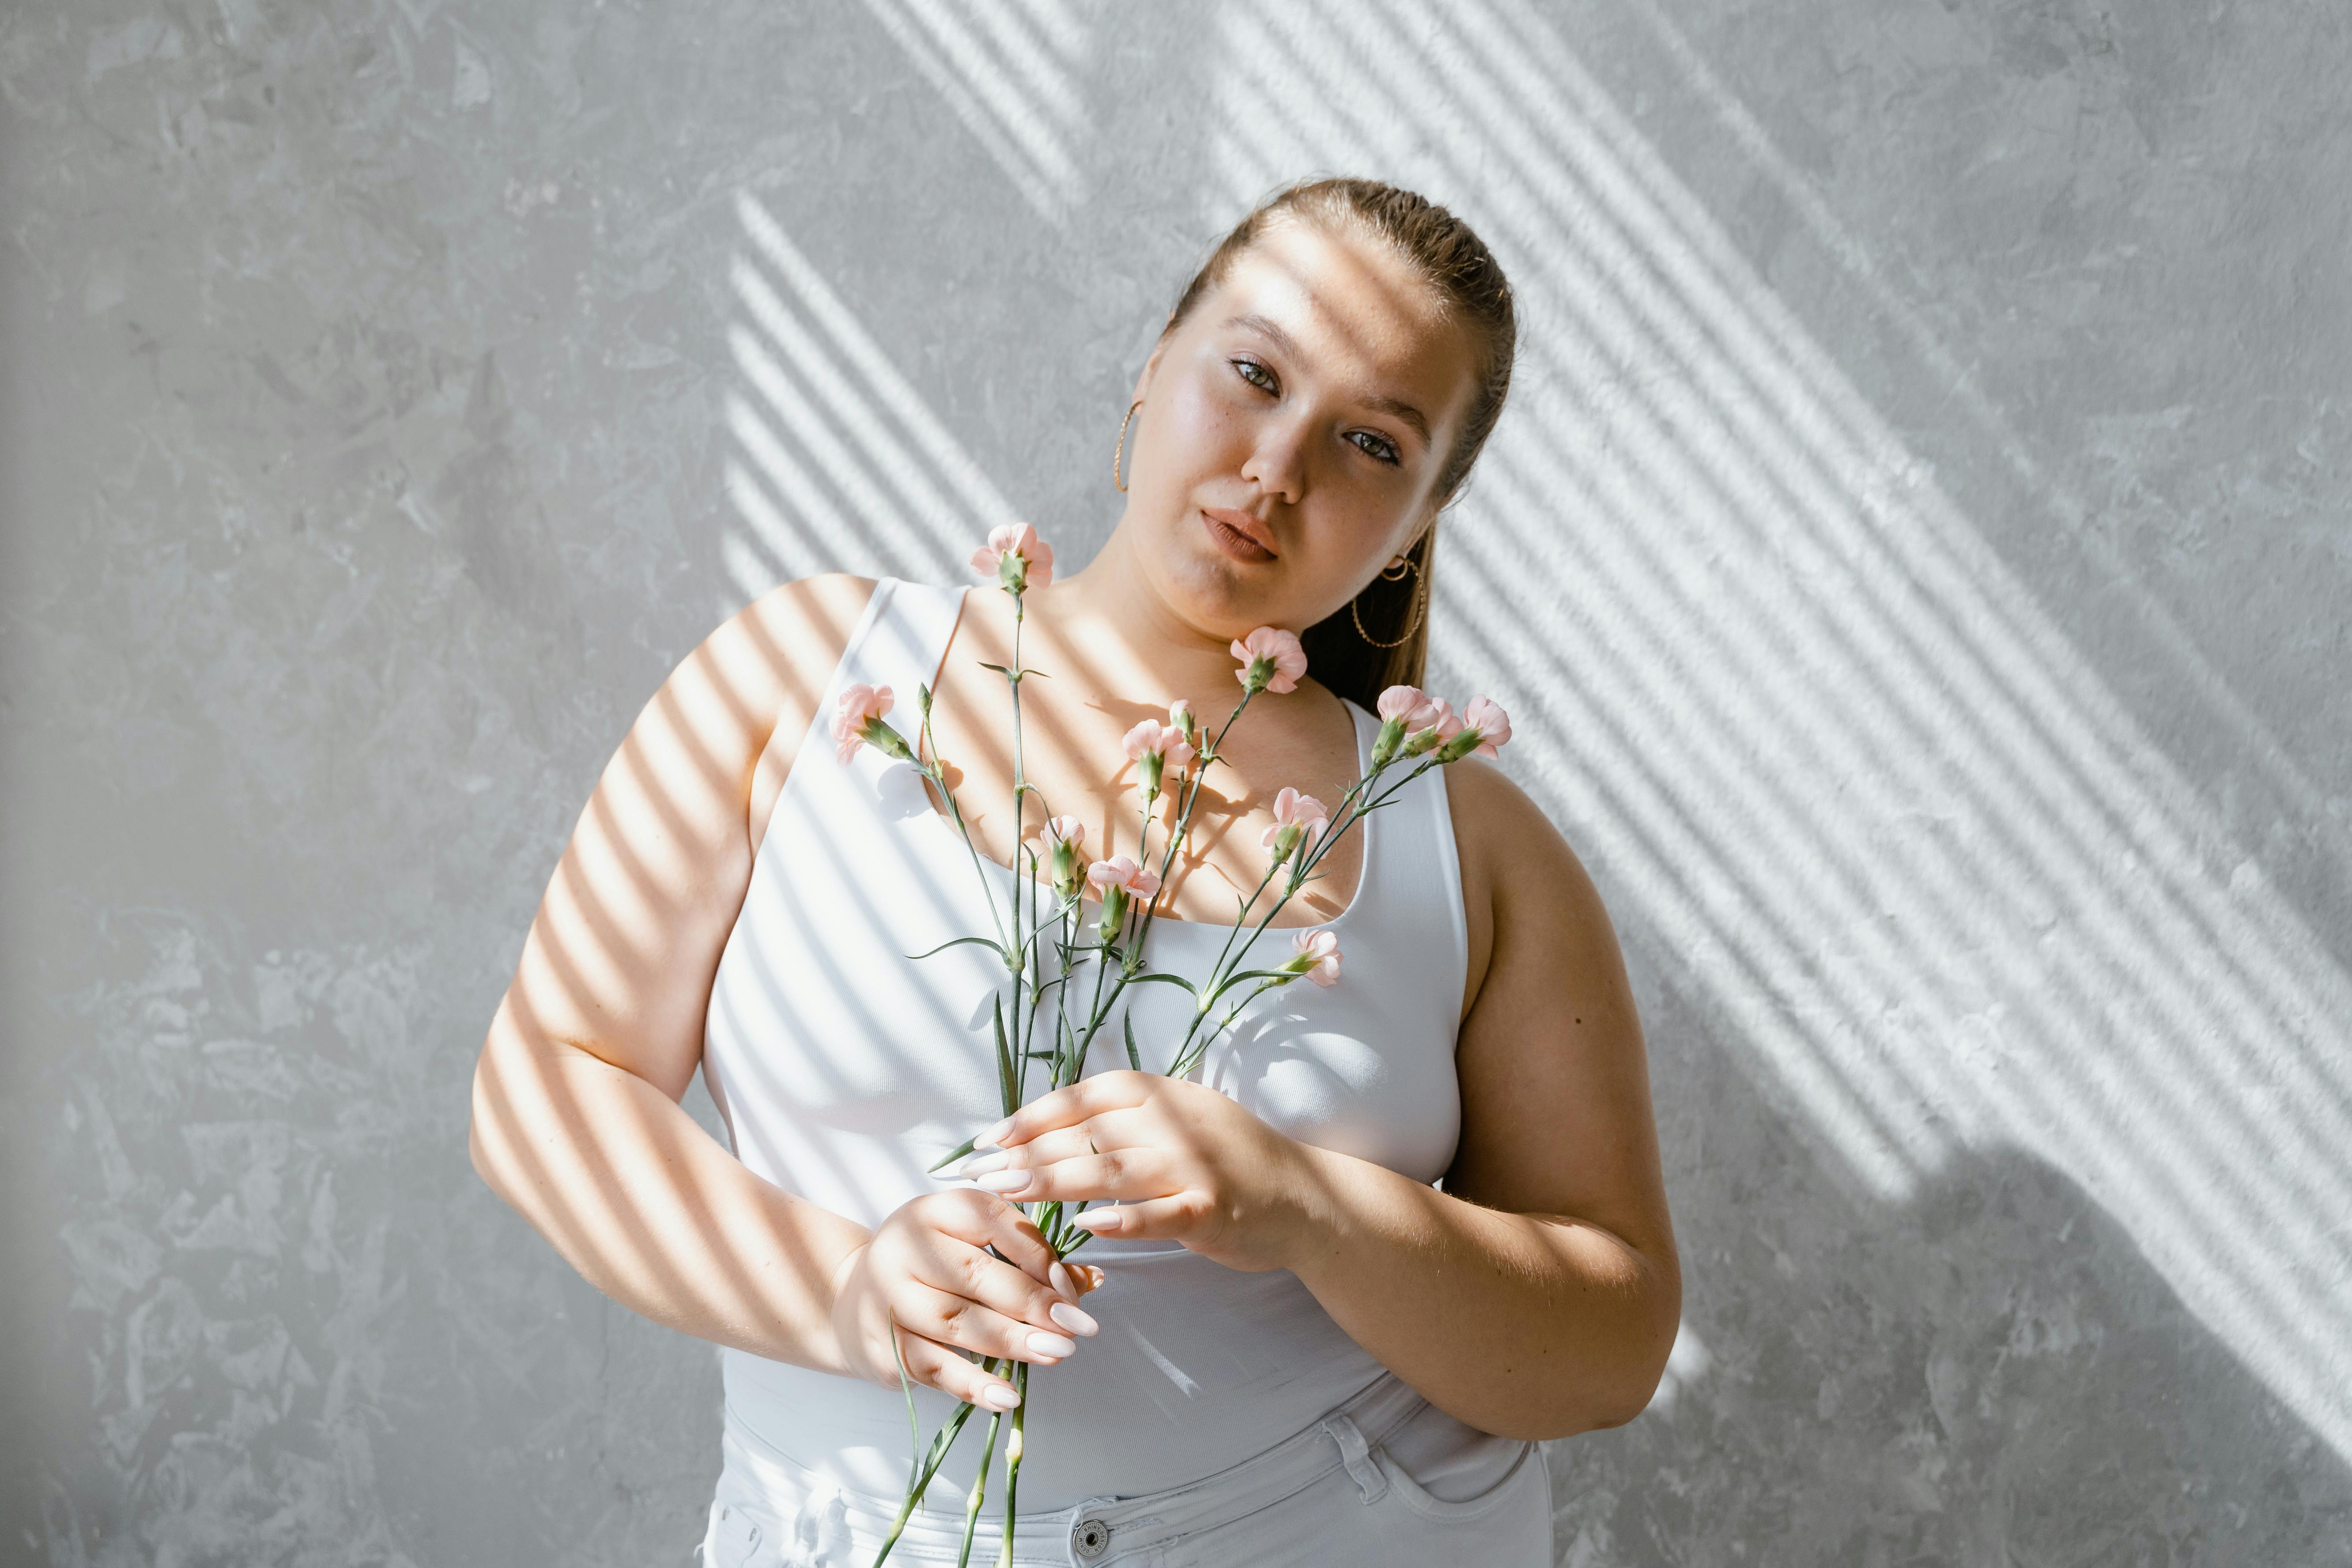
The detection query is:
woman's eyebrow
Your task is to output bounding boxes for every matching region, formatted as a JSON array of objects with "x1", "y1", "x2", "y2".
[
  {"x1": 1359, "y1": 392, "x2": 1431, "y2": 446},
  {"x1": 1223, "y1": 312, "x2": 1432, "y2": 445}
]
